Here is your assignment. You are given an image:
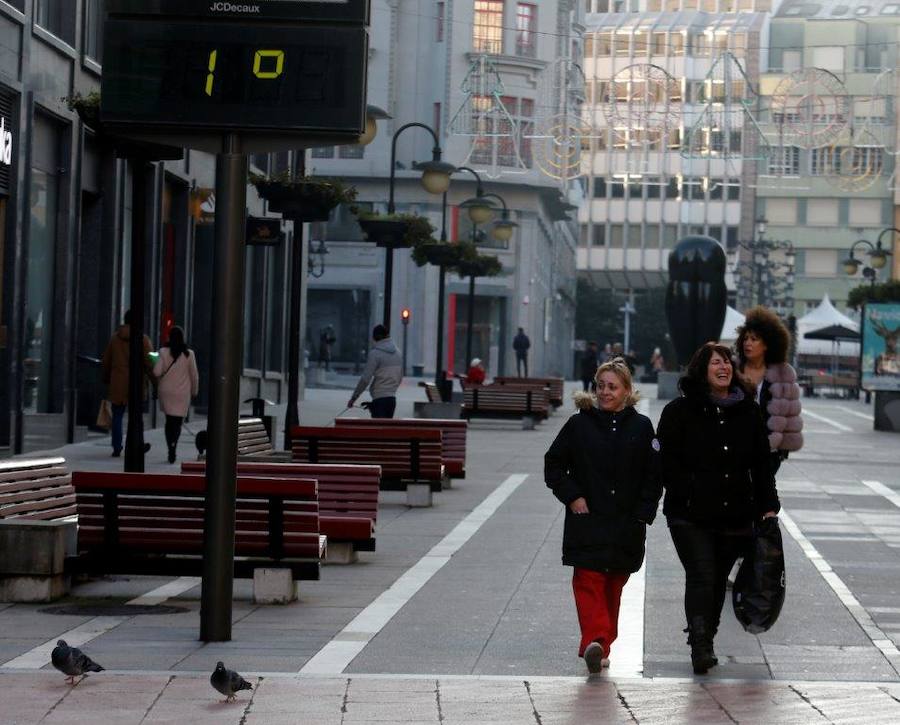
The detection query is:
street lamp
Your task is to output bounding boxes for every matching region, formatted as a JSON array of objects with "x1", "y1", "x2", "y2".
[
  {"x1": 480, "y1": 192, "x2": 518, "y2": 247},
  {"x1": 734, "y1": 216, "x2": 795, "y2": 310},
  {"x1": 359, "y1": 104, "x2": 391, "y2": 147},
  {"x1": 381, "y1": 122, "x2": 455, "y2": 329},
  {"x1": 843, "y1": 227, "x2": 896, "y2": 283}
]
